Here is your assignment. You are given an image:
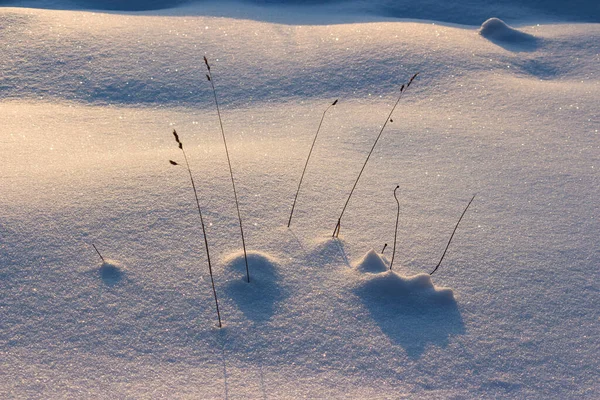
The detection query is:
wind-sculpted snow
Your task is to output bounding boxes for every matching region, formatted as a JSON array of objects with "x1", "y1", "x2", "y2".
[
  {"x1": 479, "y1": 17, "x2": 540, "y2": 52},
  {"x1": 352, "y1": 250, "x2": 455, "y2": 304},
  {"x1": 1, "y1": 0, "x2": 599, "y2": 23},
  {"x1": 351, "y1": 250, "x2": 463, "y2": 357},
  {"x1": 354, "y1": 249, "x2": 389, "y2": 273},
  {"x1": 1, "y1": 9, "x2": 598, "y2": 107},
  {"x1": 1, "y1": 2, "x2": 599, "y2": 398}
]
